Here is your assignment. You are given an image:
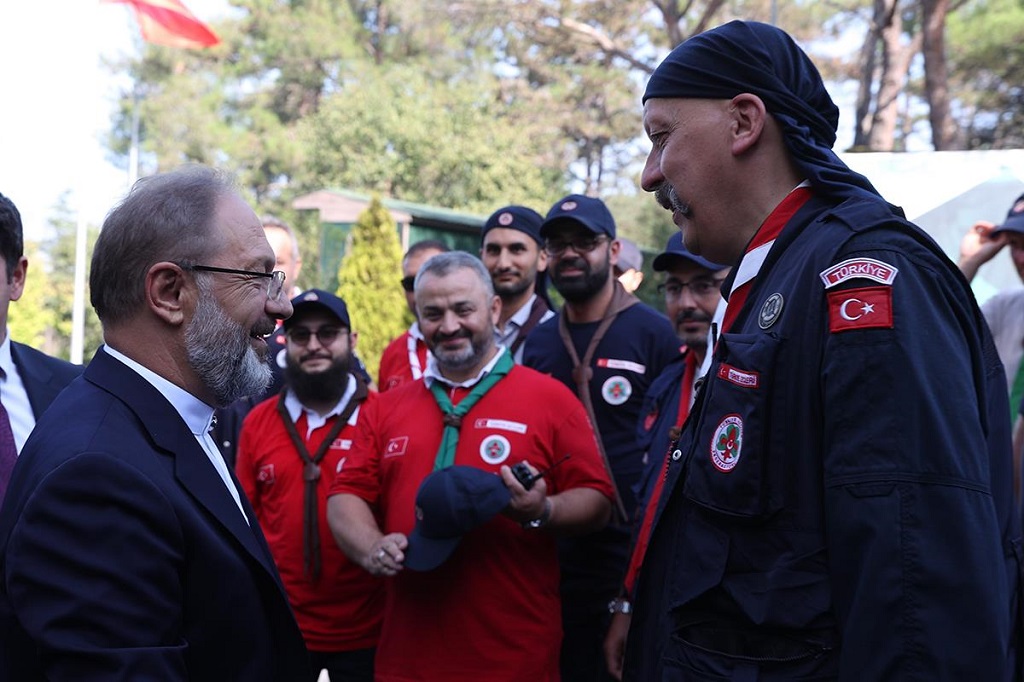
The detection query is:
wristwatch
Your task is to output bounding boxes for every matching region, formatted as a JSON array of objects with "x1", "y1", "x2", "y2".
[
  {"x1": 522, "y1": 498, "x2": 552, "y2": 529},
  {"x1": 607, "y1": 598, "x2": 632, "y2": 615}
]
